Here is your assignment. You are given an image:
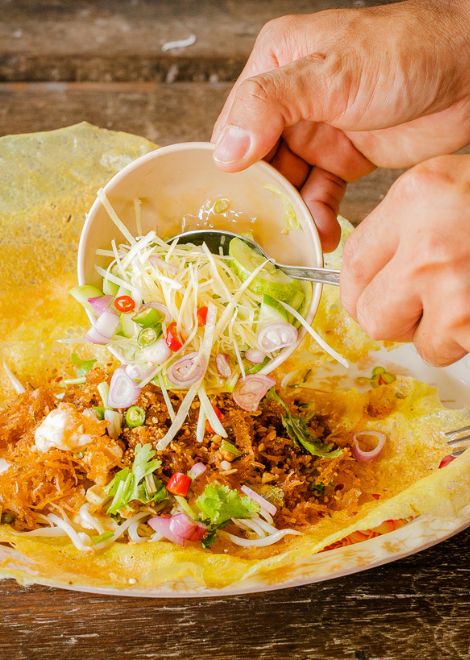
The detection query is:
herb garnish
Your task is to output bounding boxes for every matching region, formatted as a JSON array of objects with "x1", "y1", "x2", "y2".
[
  {"x1": 269, "y1": 389, "x2": 342, "y2": 459},
  {"x1": 105, "y1": 443, "x2": 167, "y2": 514}
]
